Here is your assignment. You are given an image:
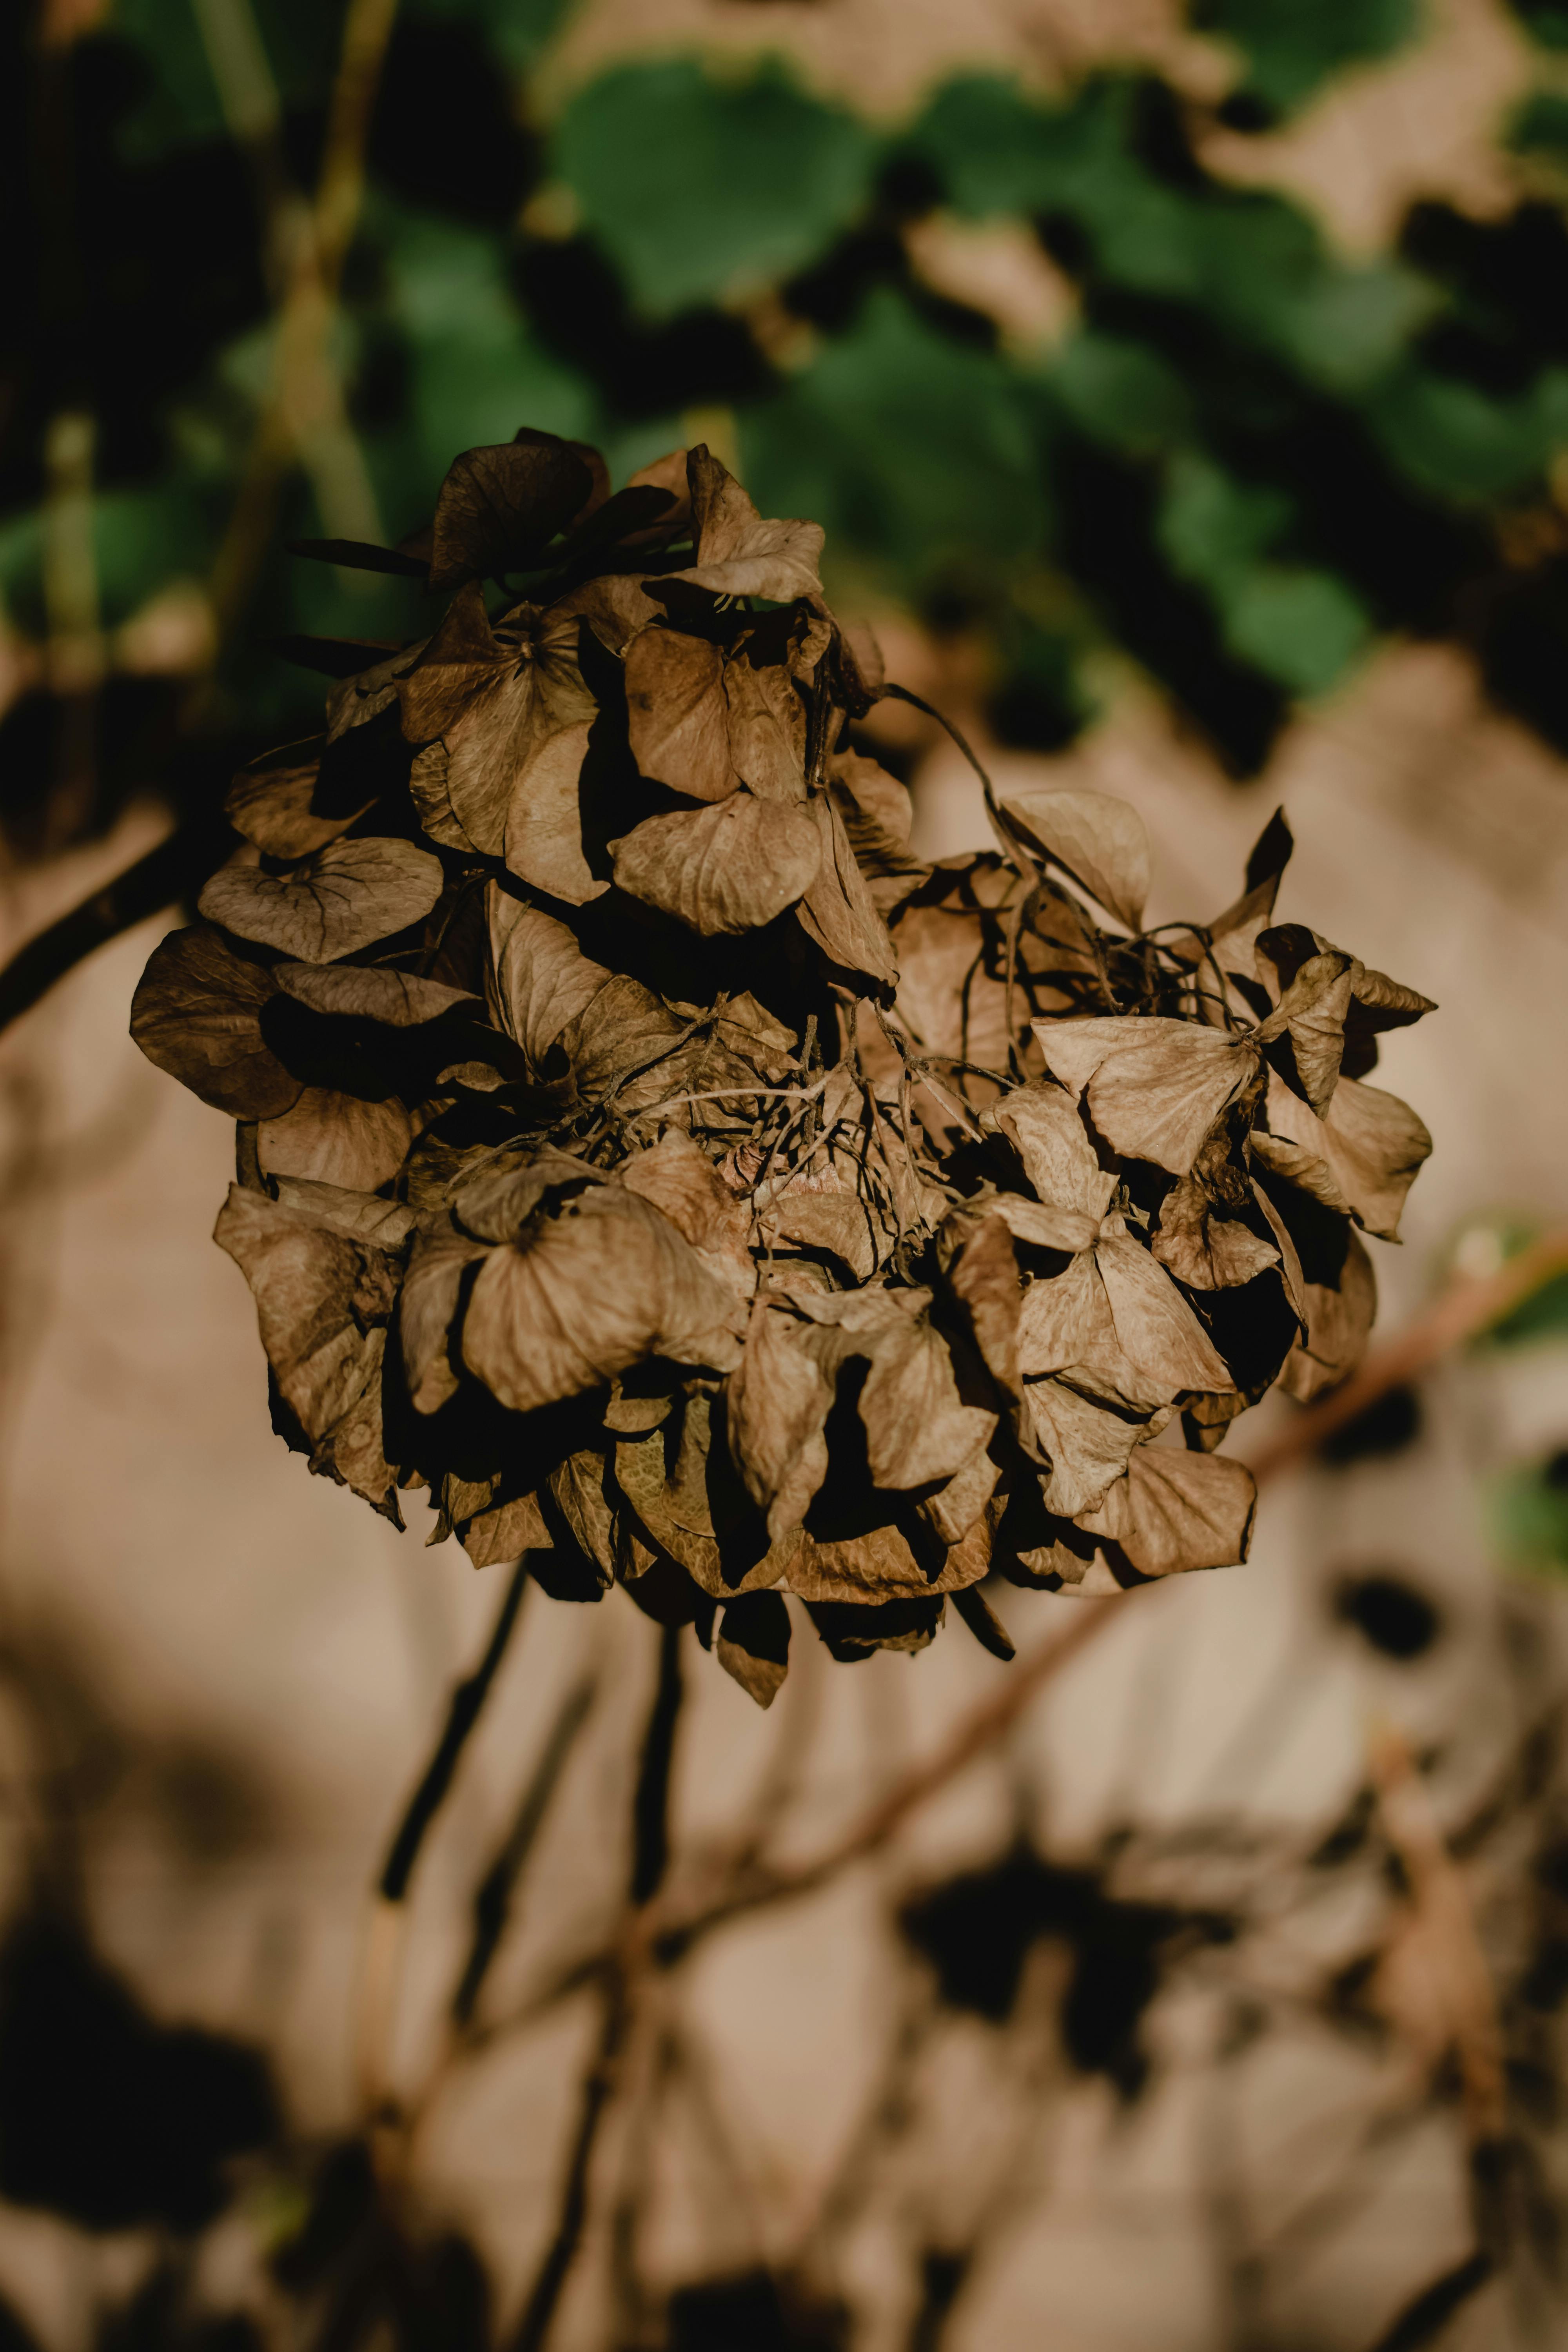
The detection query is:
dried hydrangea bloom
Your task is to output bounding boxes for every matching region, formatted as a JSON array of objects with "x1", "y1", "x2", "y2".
[{"x1": 131, "y1": 431, "x2": 1436, "y2": 1706}]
